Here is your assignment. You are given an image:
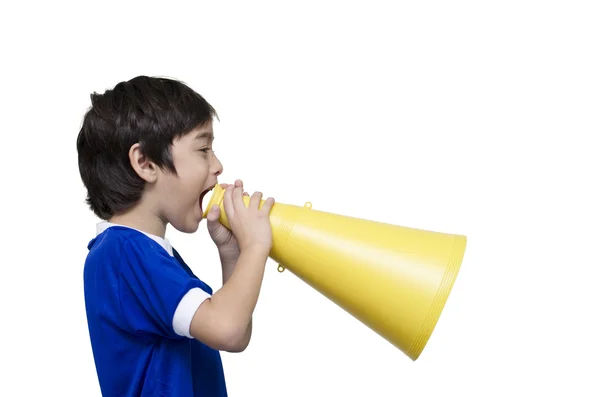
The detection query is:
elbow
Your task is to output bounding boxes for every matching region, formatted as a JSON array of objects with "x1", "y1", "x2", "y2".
[
  {"x1": 222, "y1": 324, "x2": 250, "y2": 353},
  {"x1": 189, "y1": 300, "x2": 250, "y2": 353},
  {"x1": 225, "y1": 340, "x2": 248, "y2": 353}
]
